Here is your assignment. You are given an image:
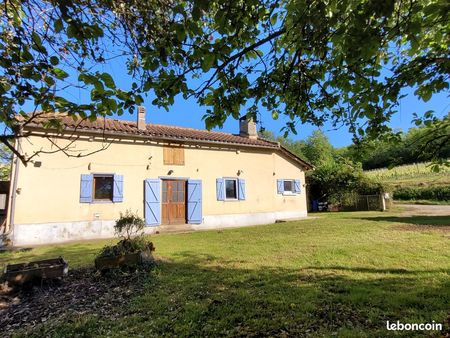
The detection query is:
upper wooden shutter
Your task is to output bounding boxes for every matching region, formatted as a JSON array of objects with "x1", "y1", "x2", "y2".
[{"x1": 163, "y1": 146, "x2": 185, "y2": 165}]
